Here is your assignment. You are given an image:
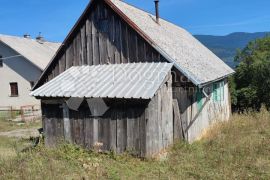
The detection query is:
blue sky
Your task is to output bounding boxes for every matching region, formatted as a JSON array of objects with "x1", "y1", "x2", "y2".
[{"x1": 0, "y1": 0, "x2": 269, "y2": 42}]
